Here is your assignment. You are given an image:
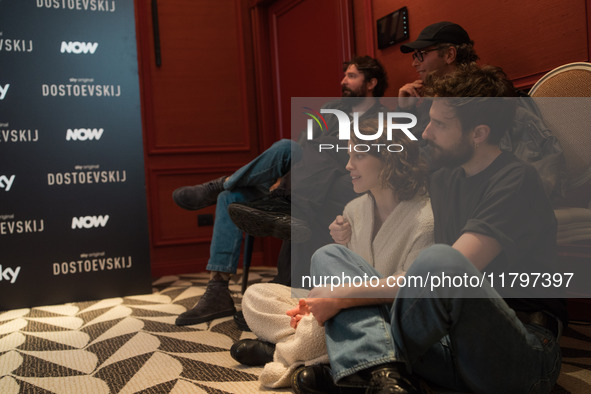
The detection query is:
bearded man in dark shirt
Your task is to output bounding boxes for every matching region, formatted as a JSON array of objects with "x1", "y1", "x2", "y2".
[{"x1": 292, "y1": 64, "x2": 565, "y2": 394}]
